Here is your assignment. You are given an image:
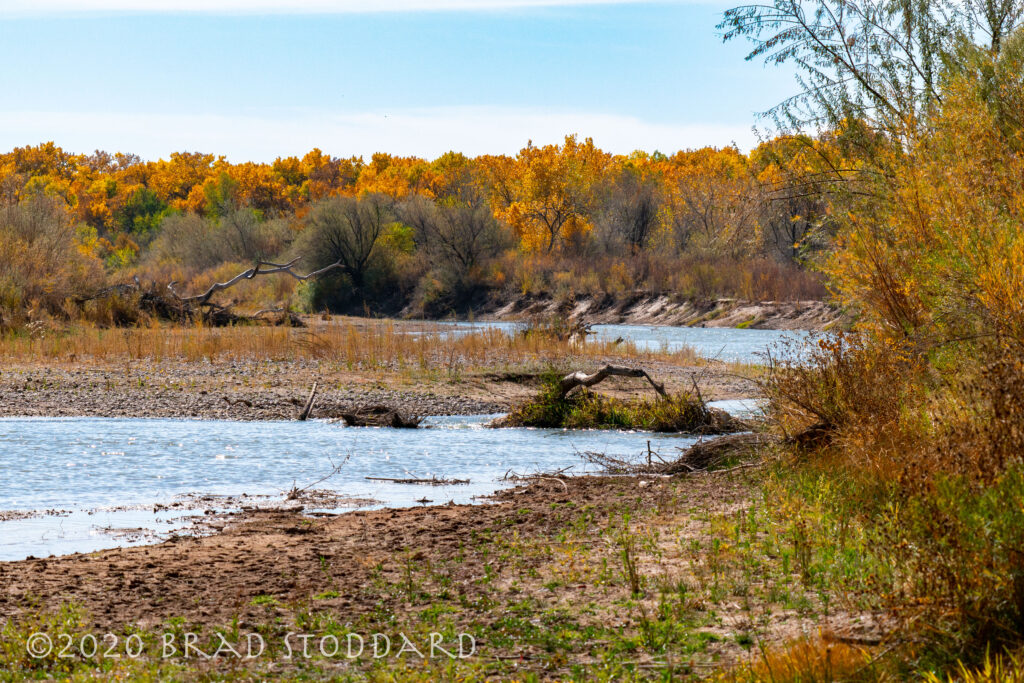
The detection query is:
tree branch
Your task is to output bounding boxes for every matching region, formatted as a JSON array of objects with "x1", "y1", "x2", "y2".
[
  {"x1": 167, "y1": 258, "x2": 347, "y2": 305},
  {"x1": 558, "y1": 365, "x2": 669, "y2": 399}
]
